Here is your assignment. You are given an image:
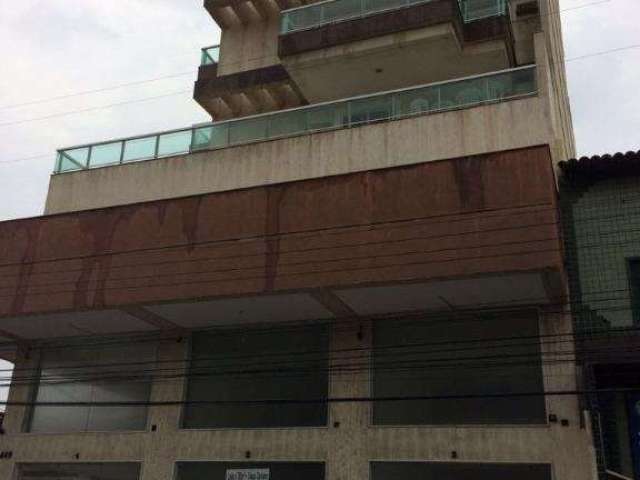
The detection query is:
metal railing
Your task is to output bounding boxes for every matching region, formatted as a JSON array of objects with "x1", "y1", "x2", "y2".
[
  {"x1": 54, "y1": 65, "x2": 536, "y2": 174},
  {"x1": 200, "y1": 45, "x2": 220, "y2": 66},
  {"x1": 280, "y1": 0, "x2": 507, "y2": 33}
]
